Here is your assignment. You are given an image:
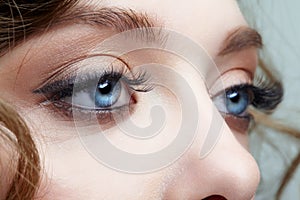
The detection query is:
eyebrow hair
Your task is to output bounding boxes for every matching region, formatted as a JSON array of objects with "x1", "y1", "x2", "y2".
[
  {"x1": 2, "y1": 1, "x2": 260, "y2": 57},
  {"x1": 218, "y1": 27, "x2": 263, "y2": 56},
  {"x1": 0, "y1": 3, "x2": 160, "y2": 54},
  {"x1": 58, "y1": 9, "x2": 262, "y2": 56},
  {"x1": 59, "y1": 6, "x2": 157, "y2": 33},
  {"x1": 55, "y1": 6, "x2": 166, "y2": 44}
]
